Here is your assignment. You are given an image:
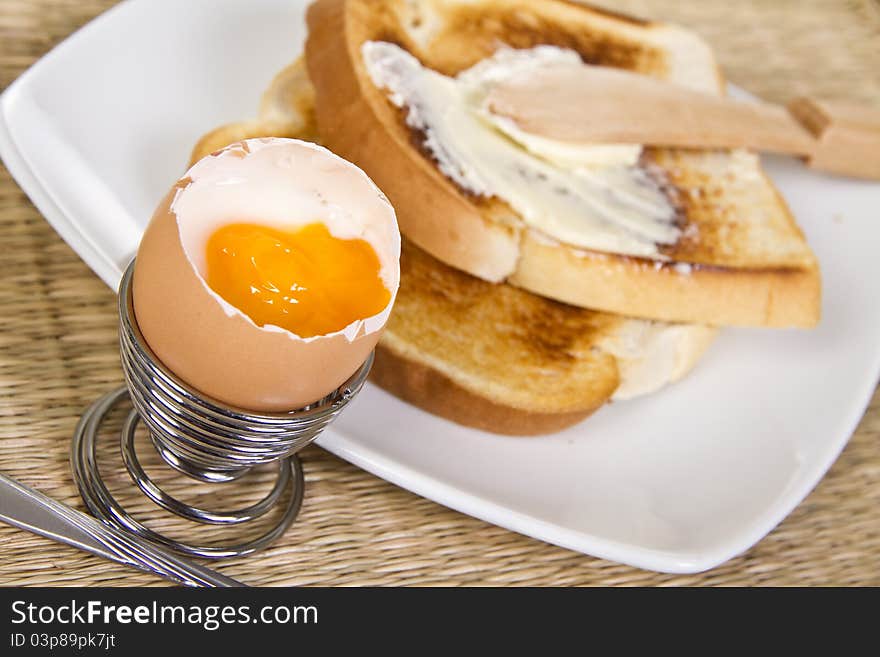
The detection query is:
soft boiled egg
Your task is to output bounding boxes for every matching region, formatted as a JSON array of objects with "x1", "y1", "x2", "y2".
[{"x1": 132, "y1": 138, "x2": 400, "y2": 412}]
